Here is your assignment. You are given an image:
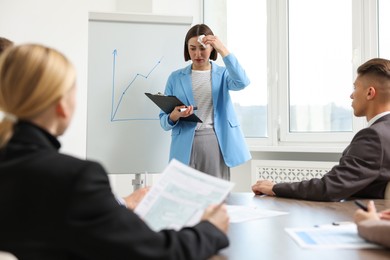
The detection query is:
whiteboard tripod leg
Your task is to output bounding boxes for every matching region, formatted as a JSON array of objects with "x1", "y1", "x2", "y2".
[{"x1": 132, "y1": 173, "x2": 144, "y2": 191}]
